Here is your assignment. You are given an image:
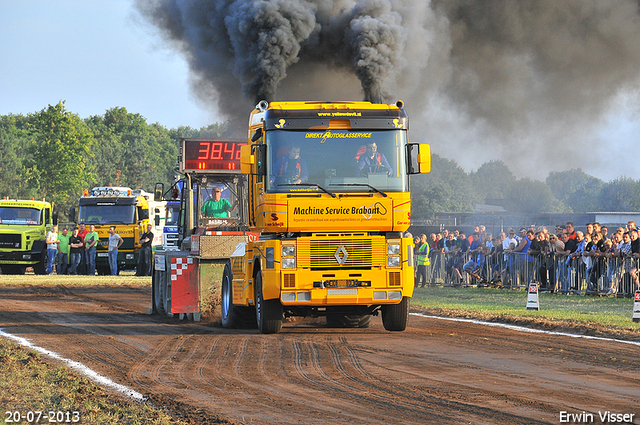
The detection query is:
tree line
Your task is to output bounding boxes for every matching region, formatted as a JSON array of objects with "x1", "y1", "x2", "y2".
[
  {"x1": 411, "y1": 156, "x2": 640, "y2": 220},
  {"x1": 0, "y1": 102, "x2": 230, "y2": 217},
  {"x1": 2, "y1": 102, "x2": 639, "y2": 220}
]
